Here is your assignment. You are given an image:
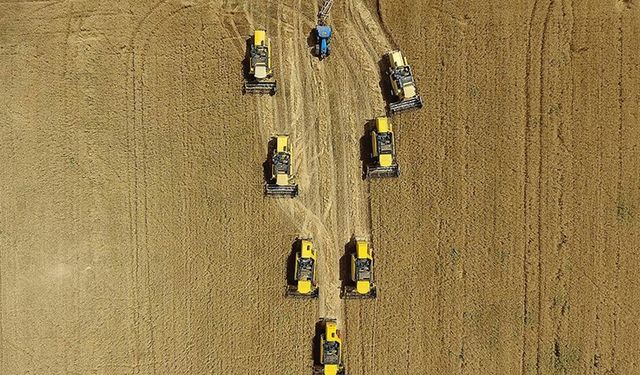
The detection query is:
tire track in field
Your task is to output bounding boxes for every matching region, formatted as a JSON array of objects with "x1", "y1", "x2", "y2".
[
  {"x1": 128, "y1": 2, "x2": 211, "y2": 372},
  {"x1": 131, "y1": 0, "x2": 394, "y2": 371},
  {"x1": 335, "y1": 1, "x2": 393, "y2": 371},
  {"x1": 246, "y1": 0, "x2": 343, "y2": 324},
  {"x1": 243, "y1": 0, "x2": 394, "y2": 330}
]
